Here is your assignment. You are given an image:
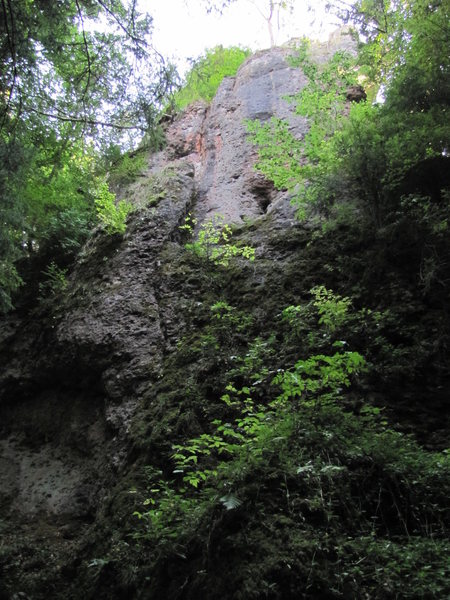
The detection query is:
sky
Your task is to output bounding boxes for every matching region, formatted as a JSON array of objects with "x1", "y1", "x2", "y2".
[{"x1": 142, "y1": 1, "x2": 340, "y2": 74}]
